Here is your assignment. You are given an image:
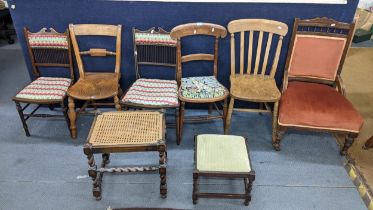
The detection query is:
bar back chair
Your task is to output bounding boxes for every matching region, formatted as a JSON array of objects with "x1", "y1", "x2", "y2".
[
  {"x1": 121, "y1": 27, "x2": 179, "y2": 143},
  {"x1": 12, "y1": 27, "x2": 74, "y2": 136},
  {"x1": 225, "y1": 19, "x2": 288, "y2": 144},
  {"x1": 275, "y1": 17, "x2": 363, "y2": 155},
  {"x1": 170, "y1": 23, "x2": 229, "y2": 145},
  {"x1": 67, "y1": 24, "x2": 122, "y2": 139}
]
